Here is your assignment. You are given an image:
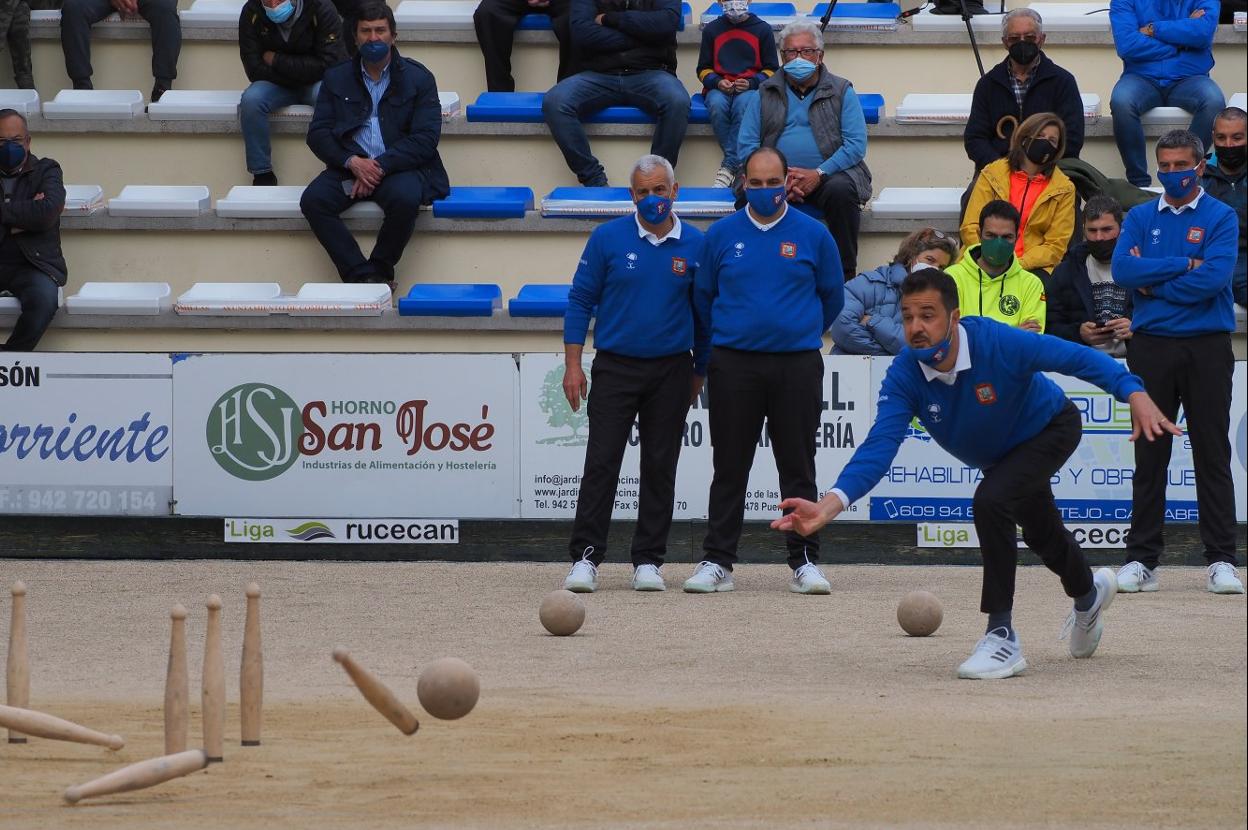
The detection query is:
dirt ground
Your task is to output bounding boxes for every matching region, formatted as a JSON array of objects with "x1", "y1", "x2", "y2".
[{"x1": 0, "y1": 560, "x2": 1244, "y2": 830}]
